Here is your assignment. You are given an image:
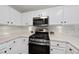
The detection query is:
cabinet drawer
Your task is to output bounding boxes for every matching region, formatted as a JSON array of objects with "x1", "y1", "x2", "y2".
[
  {"x1": 0, "y1": 47, "x2": 9, "y2": 54},
  {"x1": 66, "y1": 43, "x2": 79, "y2": 54},
  {"x1": 50, "y1": 46, "x2": 65, "y2": 54},
  {"x1": 50, "y1": 41, "x2": 66, "y2": 48},
  {"x1": 21, "y1": 38, "x2": 28, "y2": 44}
]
